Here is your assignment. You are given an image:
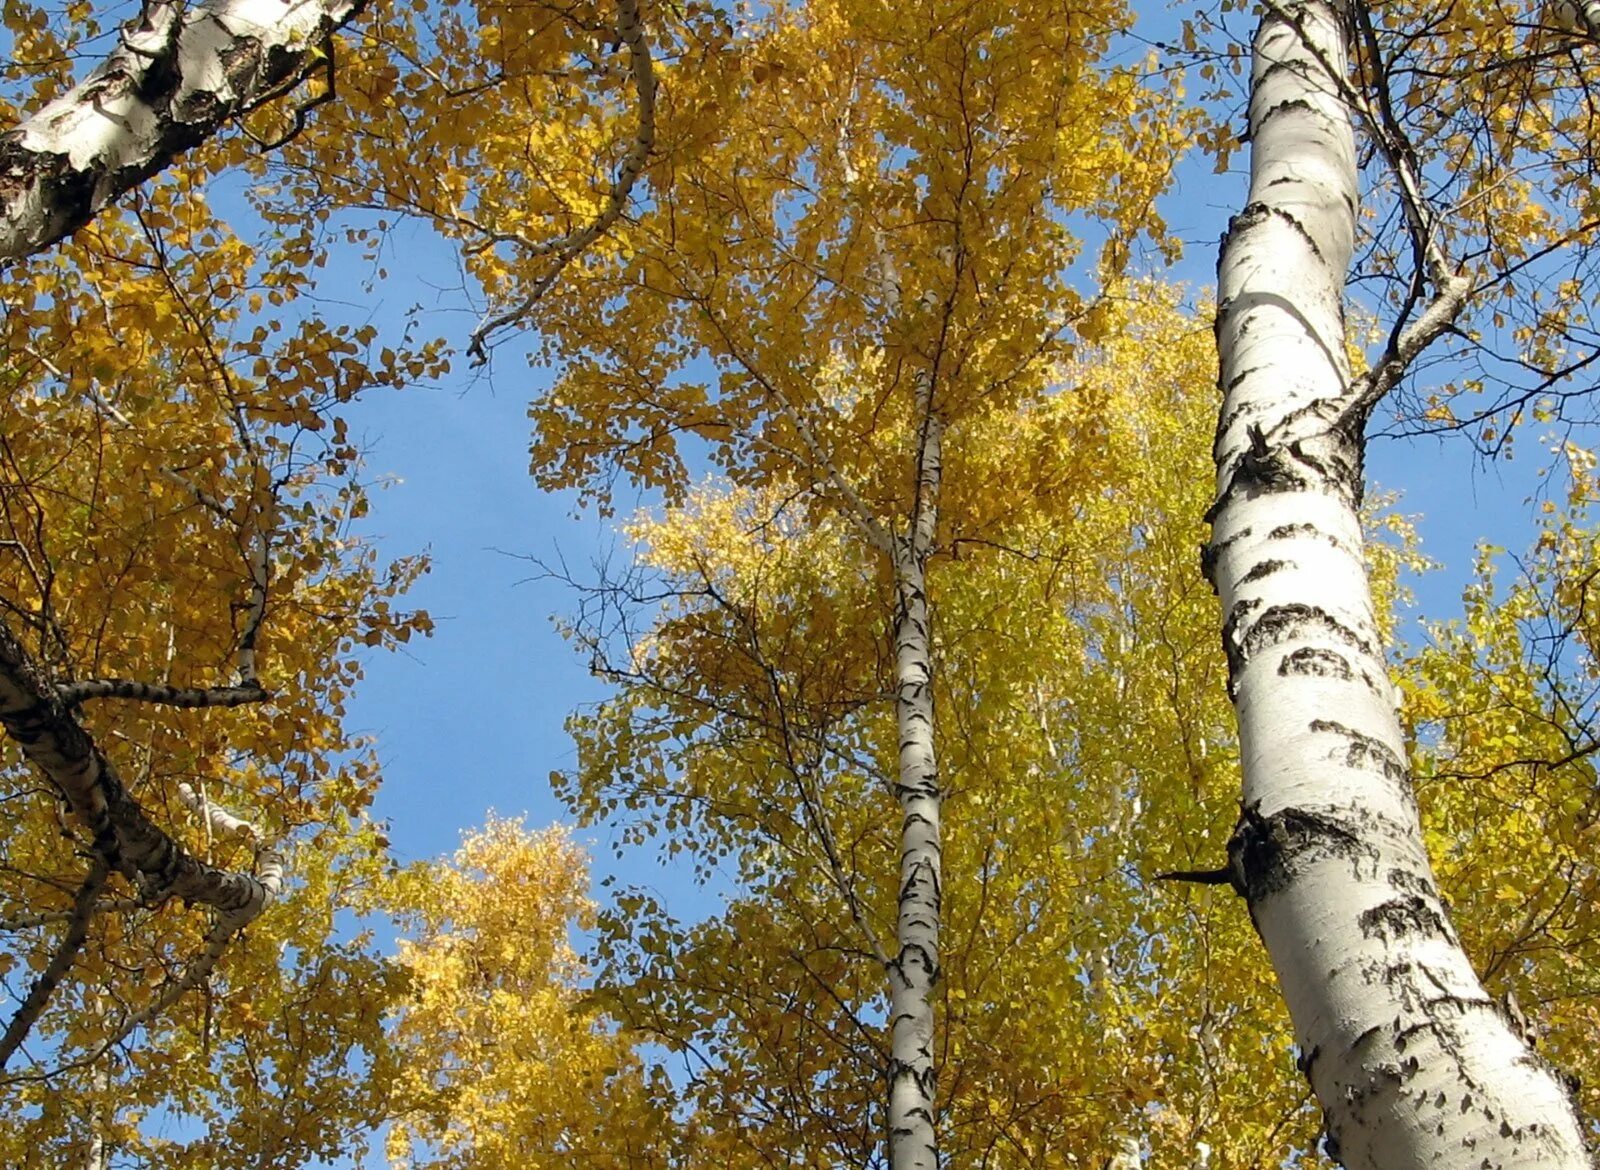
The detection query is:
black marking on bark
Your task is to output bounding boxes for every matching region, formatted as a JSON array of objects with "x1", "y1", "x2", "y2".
[
  {"x1": 1239, "y1": 557, "x2": 1293, "y2": 586},
  {"x1": 1233, "y1": 423, "x2": 1309, "y2": 494},
  {"x1": 1385, "y1": 867, "x2": 1437, "y2": 901},
  {"x1": 1228, "y1": 803, "x2": 1373, "y2": 902},
  {"x1": 1223, "y1": 365, "x2": 1269, "y2": 395},
  {"x1": 1279, "y1": 646, "x2": 1352, "y2": 679},
  {"x1": 1220, "y1": 597, "x2": 1264, "y2": 693},
  {"x1": 1309, "y1": 718, "x2": 1408, "y2": 783},
  {"x1": 1268, "y1": 522, "x2": 1318, "y2": 540},
  {"x1": 1213, "y1": 399, "x2": 1260, "y2": 464},
  {"x1": 1234, "y1": 603, "x2": 1376, "y2": 676},
  {"x1": 1358, "y1": 894, "x2": 1448, "y2": 942},
  {"x1": 1263, "y1": 521, "x2": 1357, "y2": 559},
  {"x1": 1222, "y1": 201, "x2": 1274, "y2": 244},
  {"x1": 1226, "y1": 192, "x2": 1324, "y2": 260},
  {"x1": 1200, "y1": 527, "x2": 1252, "y2": 592}
]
